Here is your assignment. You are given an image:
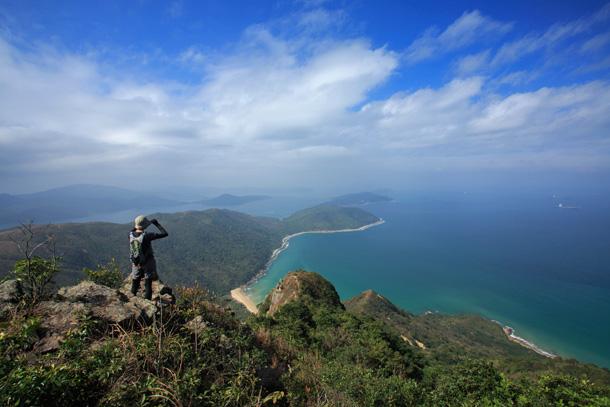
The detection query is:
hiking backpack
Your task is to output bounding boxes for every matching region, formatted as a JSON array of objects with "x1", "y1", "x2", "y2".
[{"x1": 130, "y1": 232, "x2": 147, "y2": 267}]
